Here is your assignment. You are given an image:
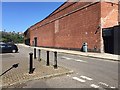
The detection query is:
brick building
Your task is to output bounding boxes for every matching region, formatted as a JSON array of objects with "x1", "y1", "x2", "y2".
[
  {"x1": 118, "y1": 1, "x2": 120, "y2": 25},
  {"x1": 24, "y1": 1, "x2": 118, "y2": 53}
]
